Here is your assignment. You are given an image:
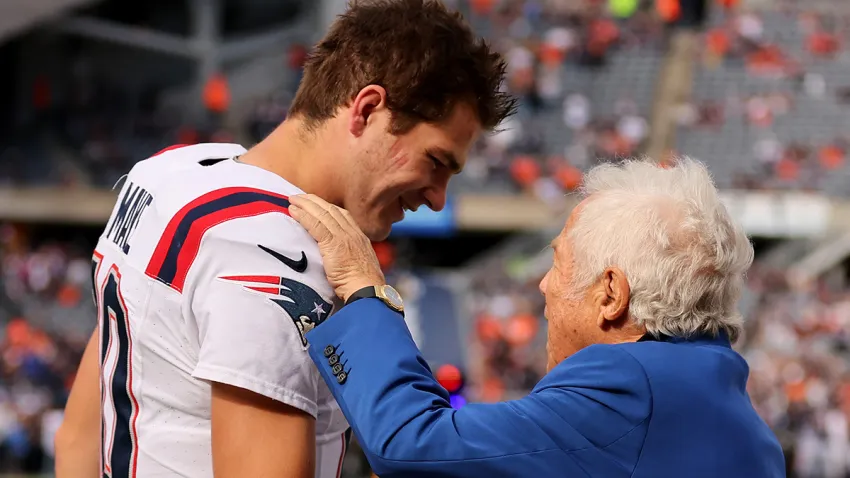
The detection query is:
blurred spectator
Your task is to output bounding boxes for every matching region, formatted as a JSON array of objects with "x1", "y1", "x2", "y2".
[{"x1": 0, "y1": 223, "x2": 93, "y2": 473}]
